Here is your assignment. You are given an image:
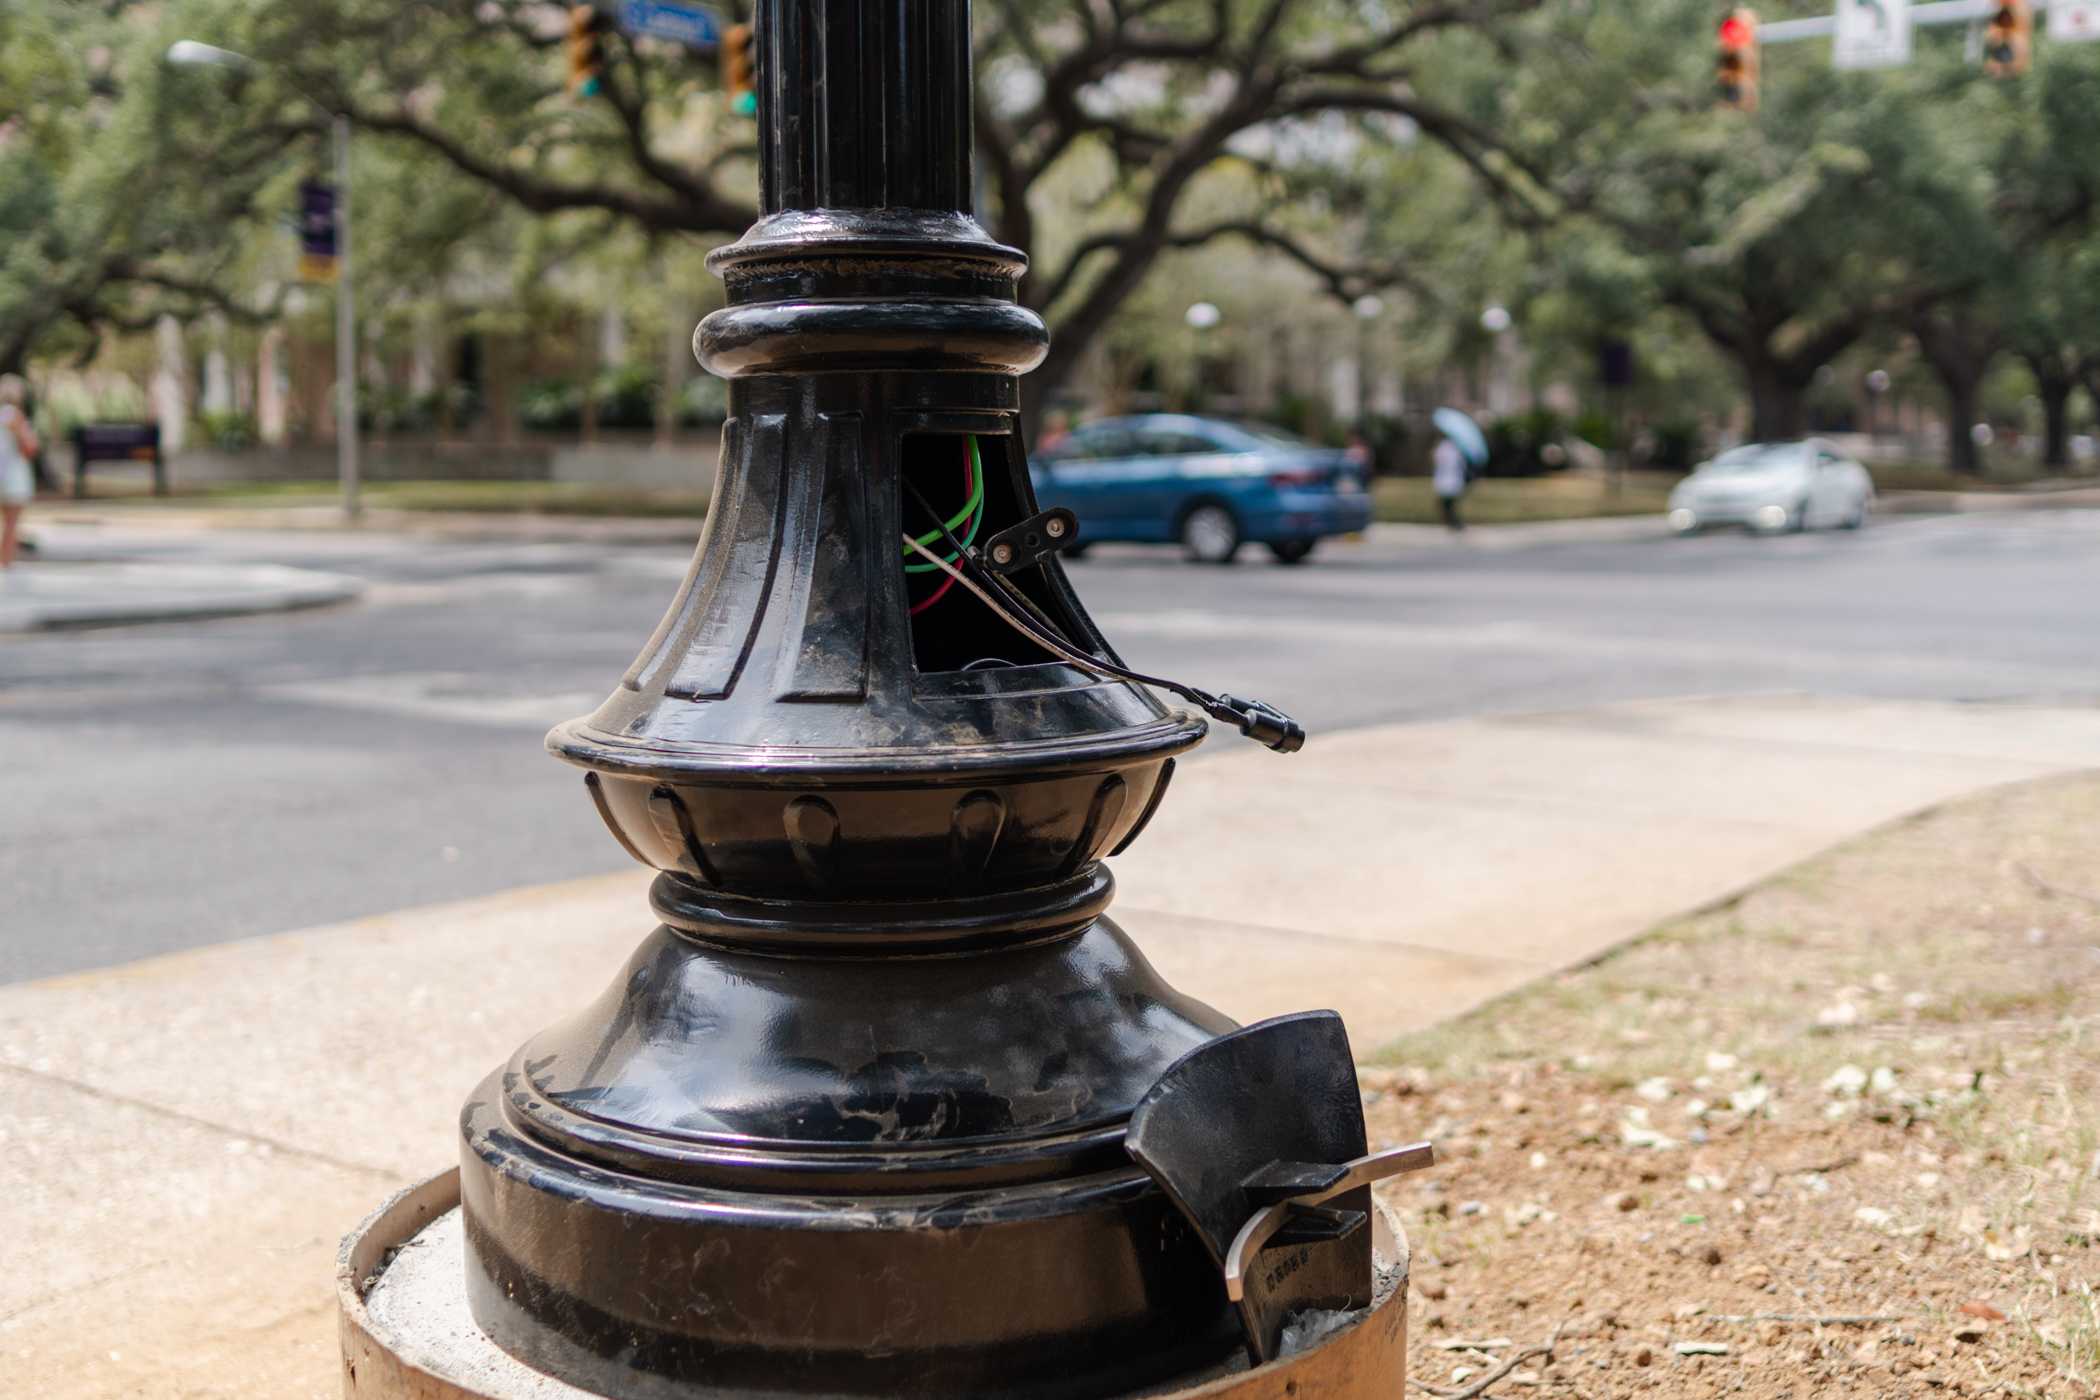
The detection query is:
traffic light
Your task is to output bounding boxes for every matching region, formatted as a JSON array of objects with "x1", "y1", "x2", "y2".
[
  {"x1": 1716, "y1": 8, "x2": 1760, "y2": 113},
  {"x1": 1984, "y1": 1, "x2": 2032, "y2": 77},
  {"x1": 722, "y1": 23, "x2": 757, "y2": 116},
  {"x1": 566, "y1": 4, "x2": 606, "y2": 99}
]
